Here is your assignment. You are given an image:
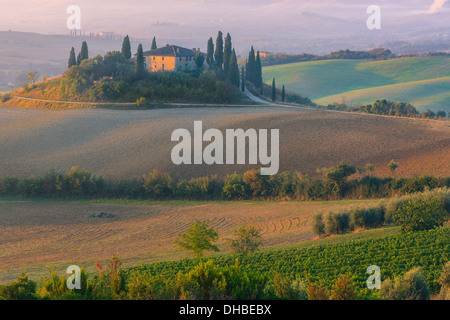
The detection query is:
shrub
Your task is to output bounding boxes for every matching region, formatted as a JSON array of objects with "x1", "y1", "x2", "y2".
[
  {"x1": 2, "y1": 176, "x2": 20, "y2": 196},
  {"x1": 324, "y1": 210, "x2": 350, "y2": 234},
  {"x1": 437, "y1": 261, "x2": 450, "y2": 300},
  {"x1": 330, "y1": 274, "x2": 357, "y2": 300},
  {"x1": 136, "y1": 97, "x2": 147, "y2": 107},
  {"x1": 142, "y1": 169, "x2": 174, "y2": 199},
  {"x1": 312, "y1": 213, "x2": 325, "y2": 236},
  {"x1": 271, "y1": 274, "x2": 307, "y2": 300},
  {"x1": 349, "y1": 205, "x2": 385, "y2": 230},
  {"x1": 176, "y1": 260, "x2": 227, "y2": 300},
  {"x1": 306, "y1": 281, "x2": 330, "y2": 300},
  {"x1": 127, "y1": 273, "x2": 178, "y2": 300},
  {"x1": 222, "y1": 261, "x2": 268, "y2": 300},
  {"x1": 0, "y1": 273, "x2": 37, "y2": 300},
  {"x1": 381, "y1": 267, "x2": 430, "y2": 300},
  {"x1": 393, "y1": 198, "x2": 447, "y2": 233},
  {"x1": 385, "y1": 187, "x2": 450, "y2": 224},
  {"x1": 222, "y1": 173, "x2": 250, "y2": 200},
  {"x1": 225, "y1": 225, "x2": 262, "y2": 255},
  {"x1": 91, "y1": 255, "x2": 125, "y2": 299}
]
